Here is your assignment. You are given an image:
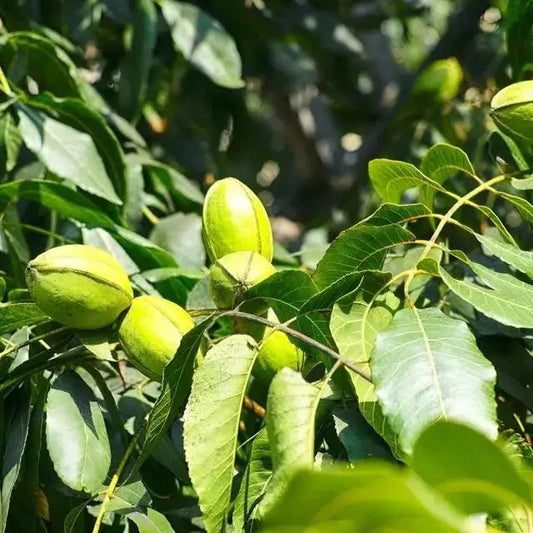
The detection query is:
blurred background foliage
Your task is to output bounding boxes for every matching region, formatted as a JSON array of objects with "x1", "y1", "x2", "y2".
[{"x1": 0, "y1": 0, "x2": 528, "y2": 256}]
